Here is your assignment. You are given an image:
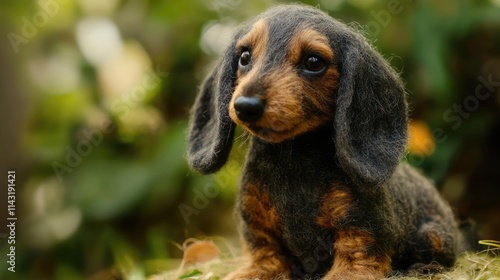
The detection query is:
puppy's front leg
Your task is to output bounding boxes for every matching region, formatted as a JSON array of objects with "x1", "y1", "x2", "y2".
[
  {"x1": 224, "y1": 232, "x2": 291, "y2": 280},
  {"x1": 224, "y1": 184, "x2": 291, "y2": 280},
  {"x1": 323, "y1": 228, "x2": 391, "y2": 280}
]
